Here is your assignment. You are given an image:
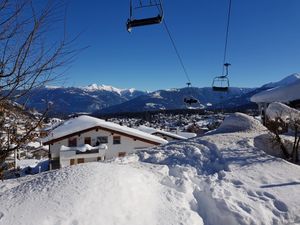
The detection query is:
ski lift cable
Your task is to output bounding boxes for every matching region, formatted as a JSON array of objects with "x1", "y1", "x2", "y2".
[
  {"x1": 162, "y1": 19, "x2": 192, "y2": 86},
  {"x1": 222, "y1": 0, "x2": 232, "y2": 76}
]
